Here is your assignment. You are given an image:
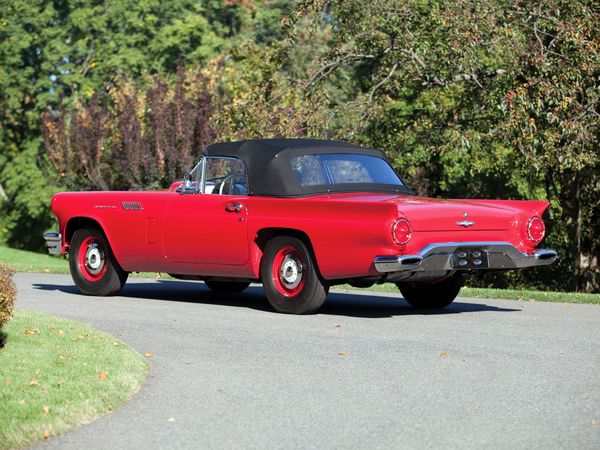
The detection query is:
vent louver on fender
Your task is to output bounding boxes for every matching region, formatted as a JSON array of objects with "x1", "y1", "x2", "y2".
[{"x1": 121, "y1": 201, "x2": 144, "y2": 211}]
